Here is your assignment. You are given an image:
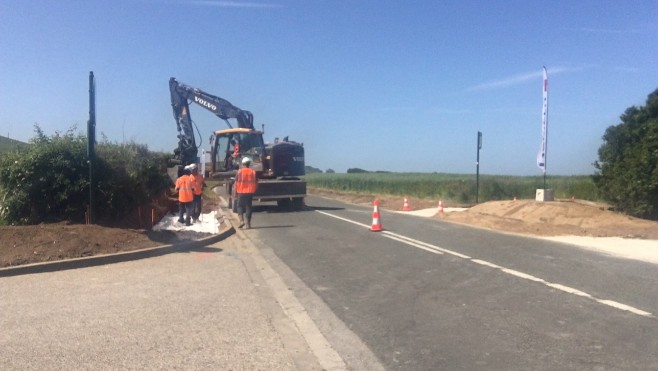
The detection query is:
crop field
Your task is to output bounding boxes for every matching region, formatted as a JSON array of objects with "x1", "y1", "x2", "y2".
[{"x1": 304, "y1": 173, "x2": 600, "y2": 204}]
